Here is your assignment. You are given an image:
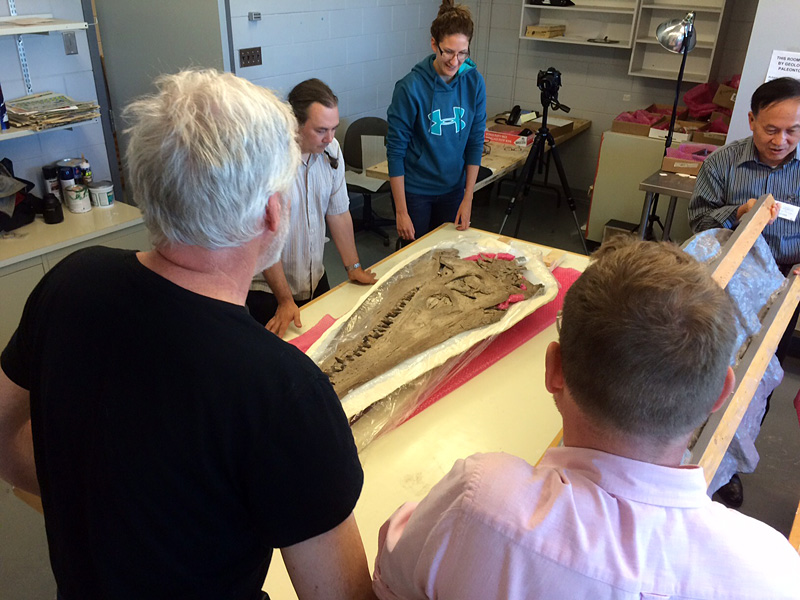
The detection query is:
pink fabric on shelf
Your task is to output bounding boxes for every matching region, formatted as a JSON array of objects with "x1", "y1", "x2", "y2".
[
  {"x1": 288, "y1": 314, "x2": 337, "y2": 353},
  {"x1": 614, "y1": 110, "x2": 662, "y2": 125}
]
